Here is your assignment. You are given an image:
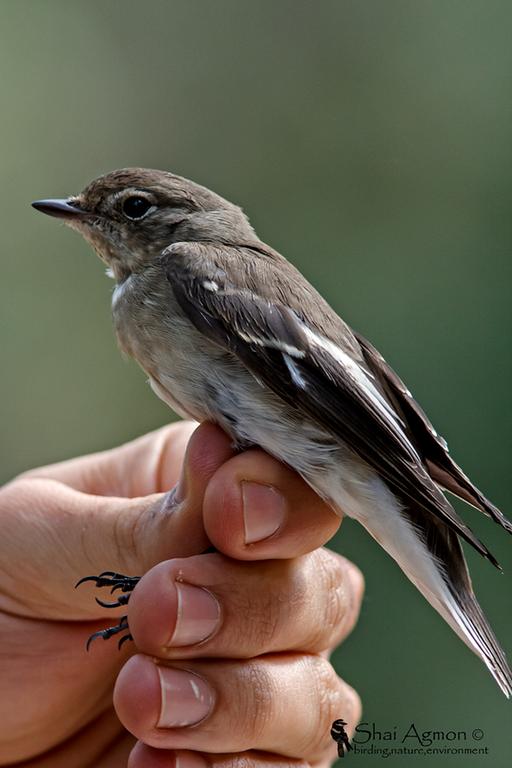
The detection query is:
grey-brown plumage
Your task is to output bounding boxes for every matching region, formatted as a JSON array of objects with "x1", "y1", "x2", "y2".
[{"x1": 32, "y1": 168, "x2": 512, "y2": 695}]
